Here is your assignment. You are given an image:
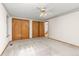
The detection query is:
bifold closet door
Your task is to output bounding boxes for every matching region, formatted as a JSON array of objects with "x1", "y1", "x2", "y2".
[
  {"x1": 32, "y1": 21, "x2": 39, "y2": 38},
  {"x1": 21, "y1": 20, "x2": 29, "y2": 39},
  {"x1": 12, "y1": 18, "x2": 29, "y2": 41},
  {"x1": 39, "y1": 22, "x2": 45, "y2": 37},
  {"x1": 32, "y1": 21, "x2": 45, "y2": 38},
  {"x1": 12, "y1": 19, "x2": 21, "y2": 41}
]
